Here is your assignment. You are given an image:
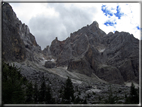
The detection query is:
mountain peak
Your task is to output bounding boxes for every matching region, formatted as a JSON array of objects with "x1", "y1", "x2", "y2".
[{"x1": 91, "y1": 21, "x2": 99, "y2": 28}]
